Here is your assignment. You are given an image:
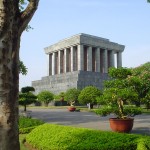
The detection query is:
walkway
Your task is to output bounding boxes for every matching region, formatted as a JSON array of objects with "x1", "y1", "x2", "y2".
[{"x1": 24, "y1": 108, "x2": 150, "y2": 135}]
